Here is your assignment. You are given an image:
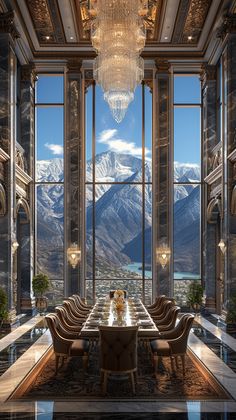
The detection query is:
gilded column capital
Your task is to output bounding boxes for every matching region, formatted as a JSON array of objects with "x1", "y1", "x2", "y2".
[
  {"x1": 200, "y1": 64, "x2": 216, "y2": 89},
  {"x1": 21, "y1": 64, "x2": 37, "y2": 86},
  {"x1": 67, "y1": 59, "x2": 83, "y2": 74},
  {"x1": 0, "y1": 11, "x2": 19, "y2": 39},
  {"x1": 217, "y1": 14, "x2": 236, "y2": 41},
  {"x1": 155, "y1": 59, "x2": 170, "y2": 74}
]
